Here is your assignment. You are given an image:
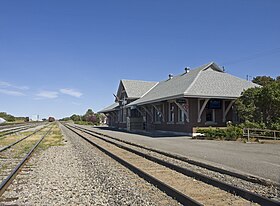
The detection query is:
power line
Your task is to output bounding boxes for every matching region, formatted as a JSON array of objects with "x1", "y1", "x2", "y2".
[{"x1": 222, "y1": 47, "x2": 280, "y2": 66}]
